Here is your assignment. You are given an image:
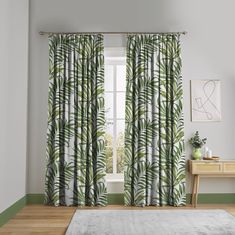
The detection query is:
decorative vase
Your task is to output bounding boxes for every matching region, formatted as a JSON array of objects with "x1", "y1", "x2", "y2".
[{"x1": 192, "y1": 148, "x2": 202, "y2": 160}]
